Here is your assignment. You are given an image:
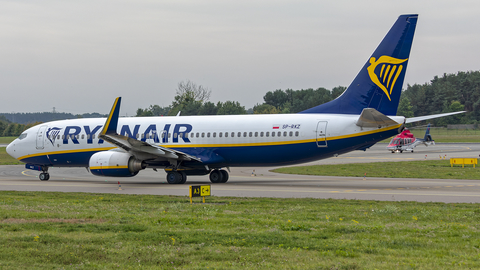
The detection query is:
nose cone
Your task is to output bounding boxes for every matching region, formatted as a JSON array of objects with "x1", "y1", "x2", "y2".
[{"x1": 6, "y1": 141, "x2": 17, "y2": 159}]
